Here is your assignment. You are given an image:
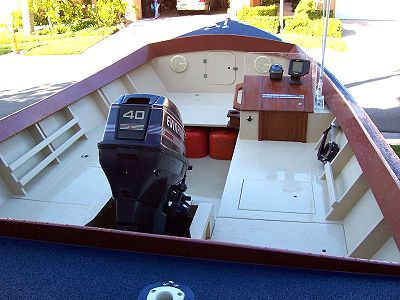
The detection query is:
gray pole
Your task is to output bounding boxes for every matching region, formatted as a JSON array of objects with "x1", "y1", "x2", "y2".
[{"x1": 314, "y1": 0, "x2": 332, "y2": 110}]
